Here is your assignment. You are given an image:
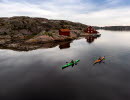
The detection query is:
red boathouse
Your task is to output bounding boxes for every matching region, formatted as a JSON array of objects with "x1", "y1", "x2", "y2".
[
  {"x1": 59, "y1": 29, "x2": 70, "y2": 36},
  {"x1": 84, "y1": 26, "x2": 98, "y2": 34}
]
